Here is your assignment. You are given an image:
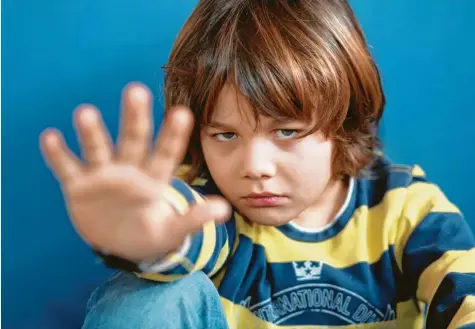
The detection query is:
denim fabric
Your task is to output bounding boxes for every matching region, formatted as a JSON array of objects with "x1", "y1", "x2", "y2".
[{"x1": 82, "y1": 271, "x2": 228, "y2": 329}]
